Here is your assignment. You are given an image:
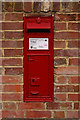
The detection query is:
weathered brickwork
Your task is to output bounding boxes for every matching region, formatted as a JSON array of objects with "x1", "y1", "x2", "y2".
[{"x1": 1, "y1": 1, "x2": 80, "y2": 119}]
